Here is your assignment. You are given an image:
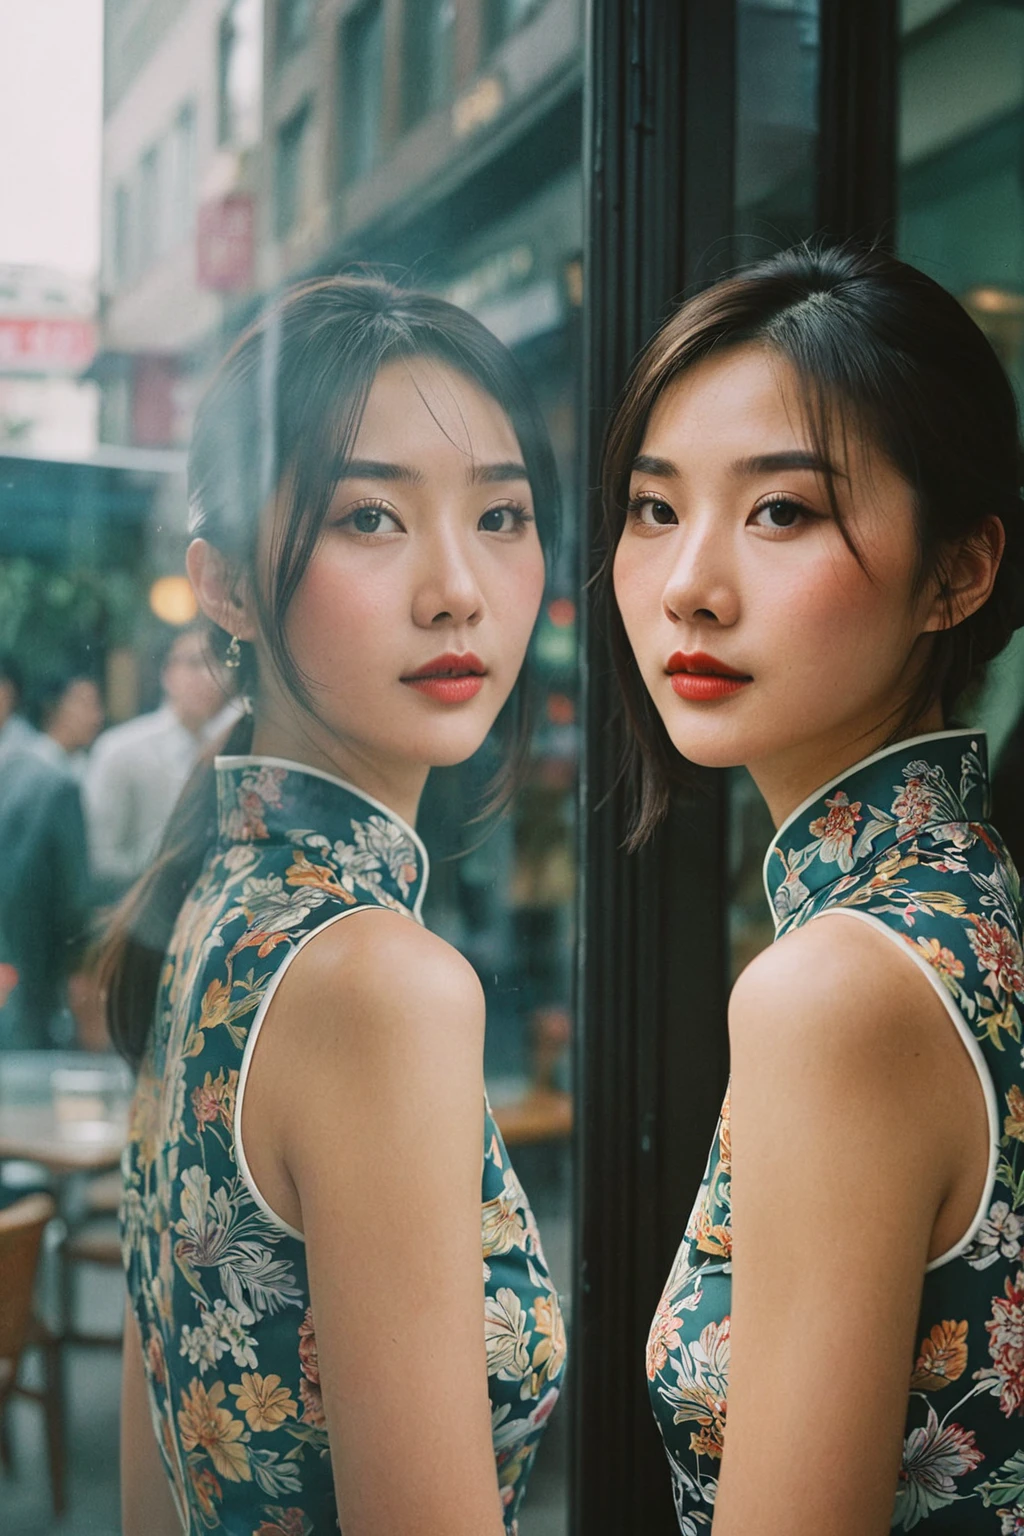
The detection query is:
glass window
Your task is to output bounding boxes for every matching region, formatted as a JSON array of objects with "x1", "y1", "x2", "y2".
[
  {"x1": 402, "y1": 0, "x2": 457, "y2": 128},
  {"x1": 337, "y1": 0, "x2": 384, "y2": 186},
  {"x1": 218, "y1": 0, "x2": 263, "y2": 148},
  {"x1": 485, "y1": 0, "x2": 544, "y2": 55},
  {"x1": 0, "y1": 1, "x2": 581, "y2": 1531},
  {"x1": 729, "y1": 0, "x2": 822, "y2": 980},
  {"x1": 277, "y1": 0, "x2": 314, "y2": 62},
  {"x1": 136, "y1": 142, "x2": 161, "y2": 270},
  {"x1": 275, "y1": 98, "x2": 311, "y2": 239},
  {"x1": 734, "y1": 0, "x2": 820, "y2": 265},
  {"x1": 898, "y1": 0, "x2": 1024, "y2": 854}
]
